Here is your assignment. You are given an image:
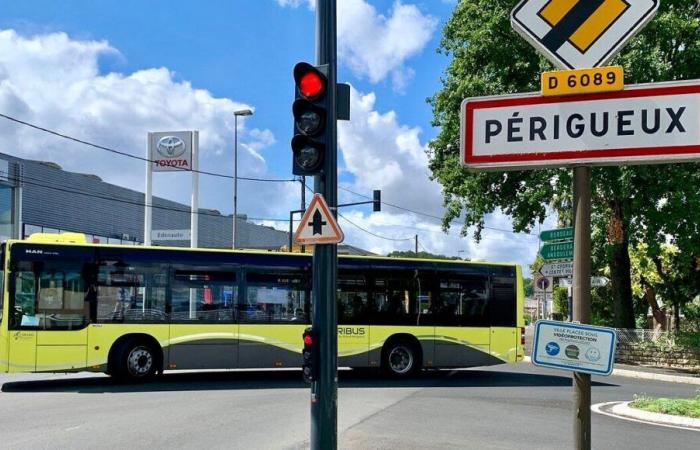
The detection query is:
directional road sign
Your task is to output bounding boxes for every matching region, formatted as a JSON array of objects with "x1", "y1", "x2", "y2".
[
  {"x1": 532, "y1": 320, "x2": 617, "y2": 376},
  {"x1": 540, "y1": 261, "x2": 574, "y2": 277},
  {"x1": 540, "y1": 227, "x2": 574, "y2": 242},
  {"x1": 460, "y1": 80, "x2": 700, "y2": 170},
  {"x1": 294, "y1": 194, "x2": 344, "y2": 245},
  {"x1": 511, "y1": 0, "x2": 659, "y2": 69},
  {"x1": 540, "y1": 241, "x2": 574, "y2": 261}
]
